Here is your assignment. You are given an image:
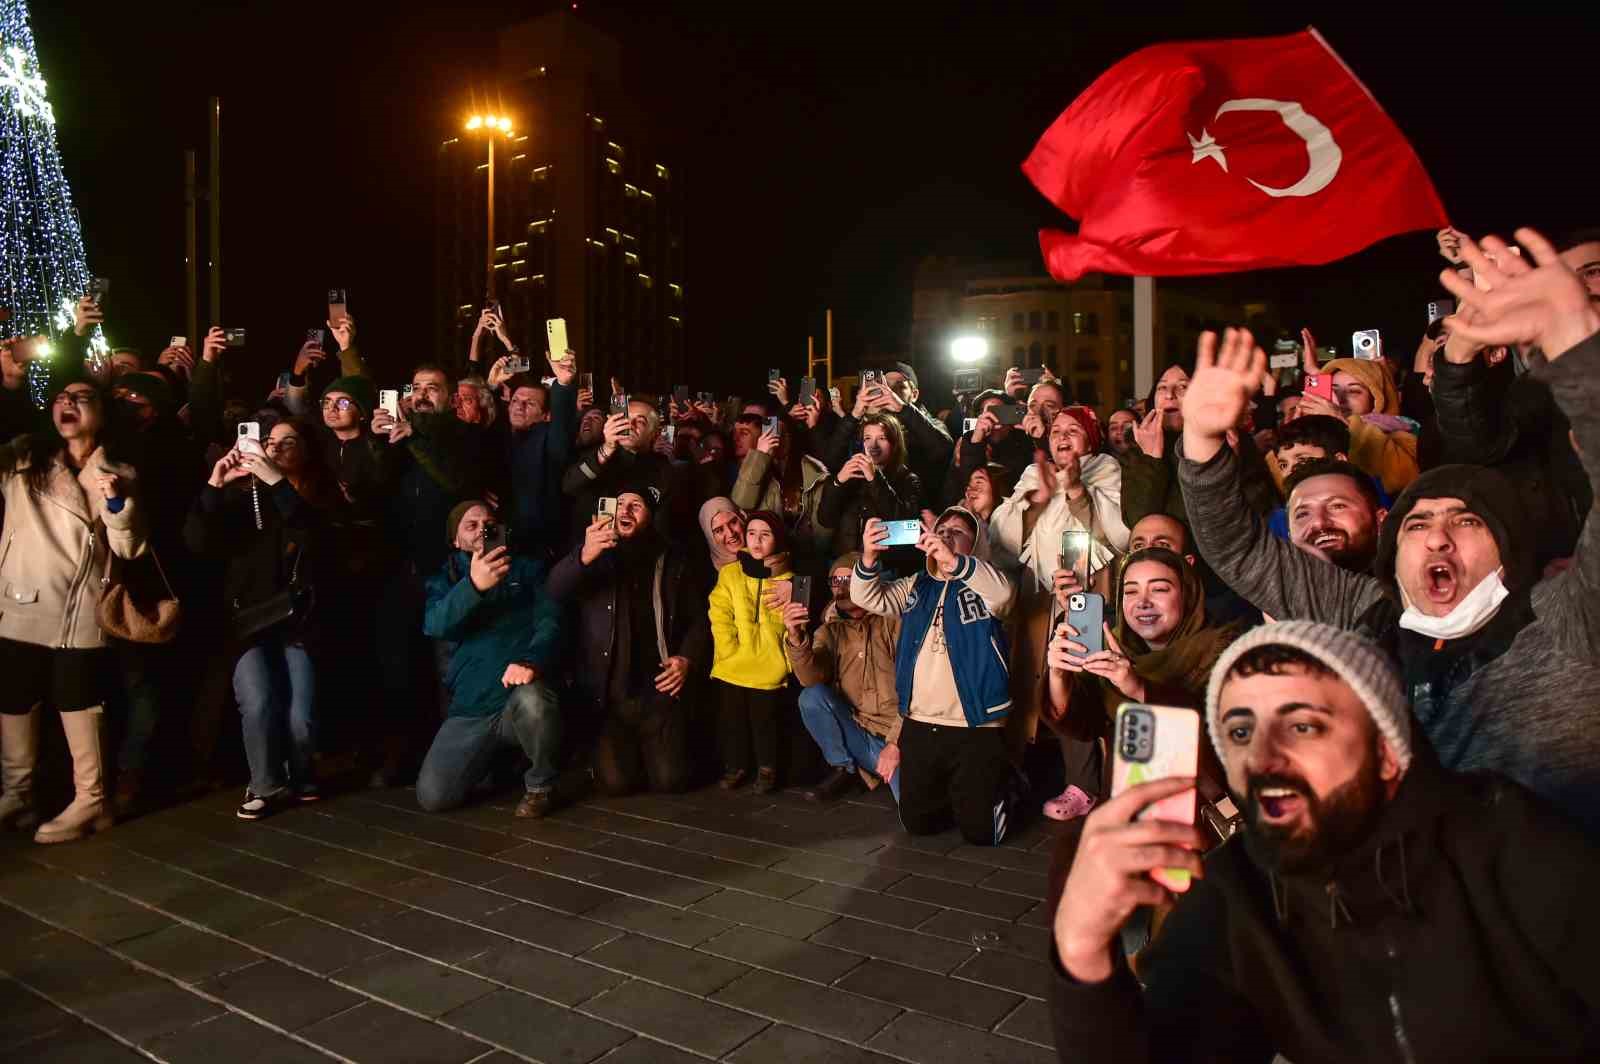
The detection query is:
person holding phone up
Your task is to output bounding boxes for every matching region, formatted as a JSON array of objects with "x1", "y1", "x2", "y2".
[
  {"x1": 415, "y1": 501, "x2": 563, "y2": 819},
  {"x1": 851, "y1": 507, "x2": 1016, "y2": 845},
  {"x1": 1049, "y1": 621, "x2": 1600, "y2": 1063}
]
